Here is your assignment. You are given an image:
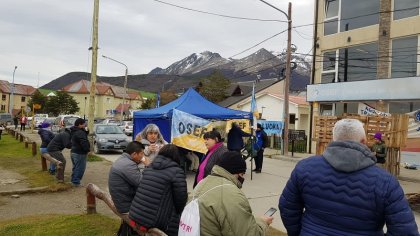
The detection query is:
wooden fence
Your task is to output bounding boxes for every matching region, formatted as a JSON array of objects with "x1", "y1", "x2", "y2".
[{"x1": 313, "y1": 114, "x2": 409, "y2": 176}]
